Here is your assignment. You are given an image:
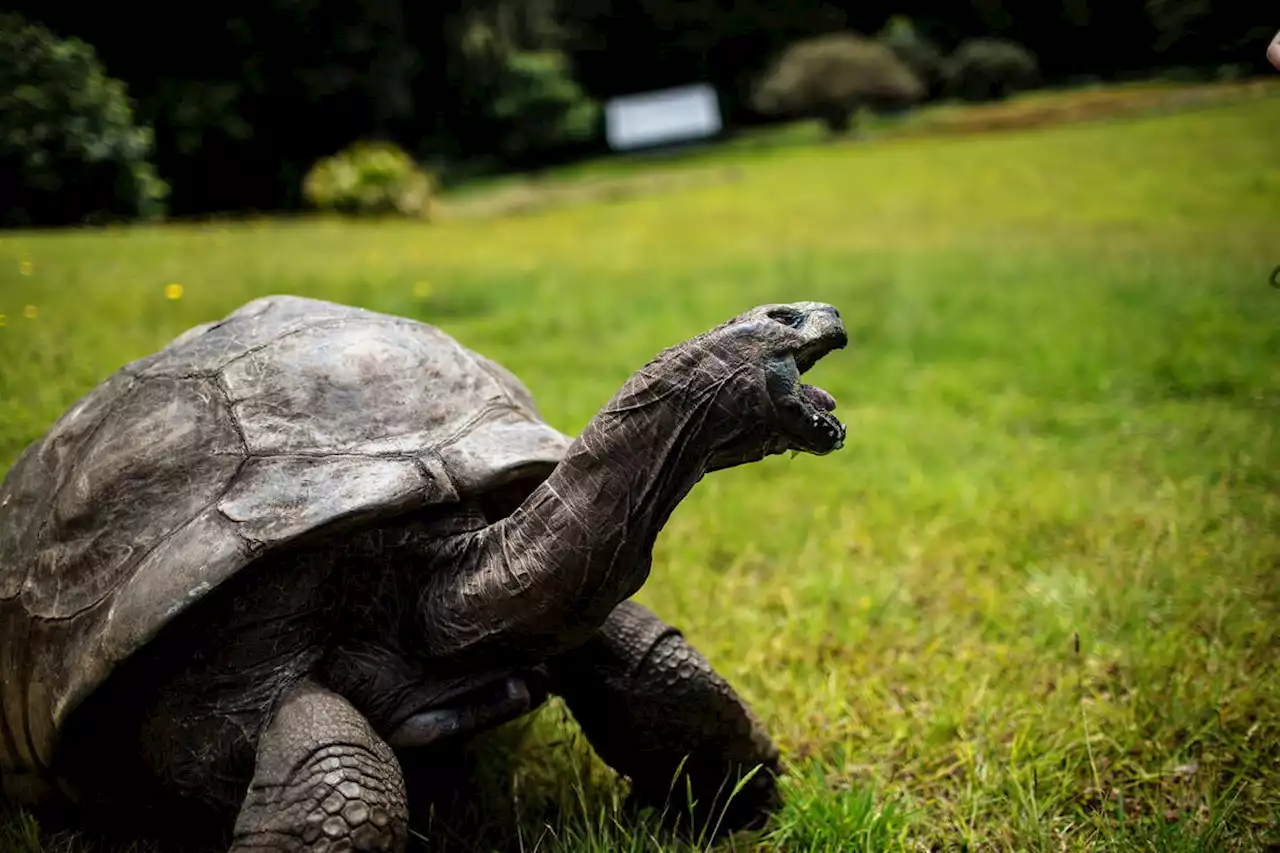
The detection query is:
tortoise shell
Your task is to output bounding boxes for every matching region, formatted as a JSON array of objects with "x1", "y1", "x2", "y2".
[{"x1": 0, "y1": 295, "x2": 571, "y2": 802}]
